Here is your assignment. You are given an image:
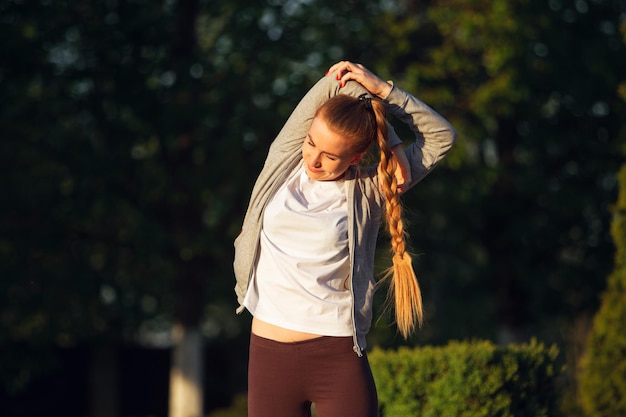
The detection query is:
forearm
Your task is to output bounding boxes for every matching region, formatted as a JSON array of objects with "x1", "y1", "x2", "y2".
[
  {"x1": 383, "y1": 84, "x2": 457, "y2": 188},
  {"x1": 391, "y1": 143, "x2": 411, "y2": 193}
]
